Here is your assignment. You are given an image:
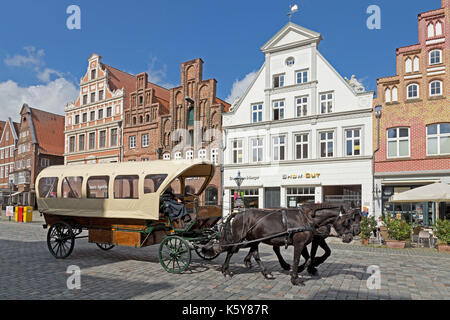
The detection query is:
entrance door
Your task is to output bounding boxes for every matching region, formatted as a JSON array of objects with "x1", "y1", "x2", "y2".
[{"x1": 264, "y1": 187, "x2": 280, "y2": 208}]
